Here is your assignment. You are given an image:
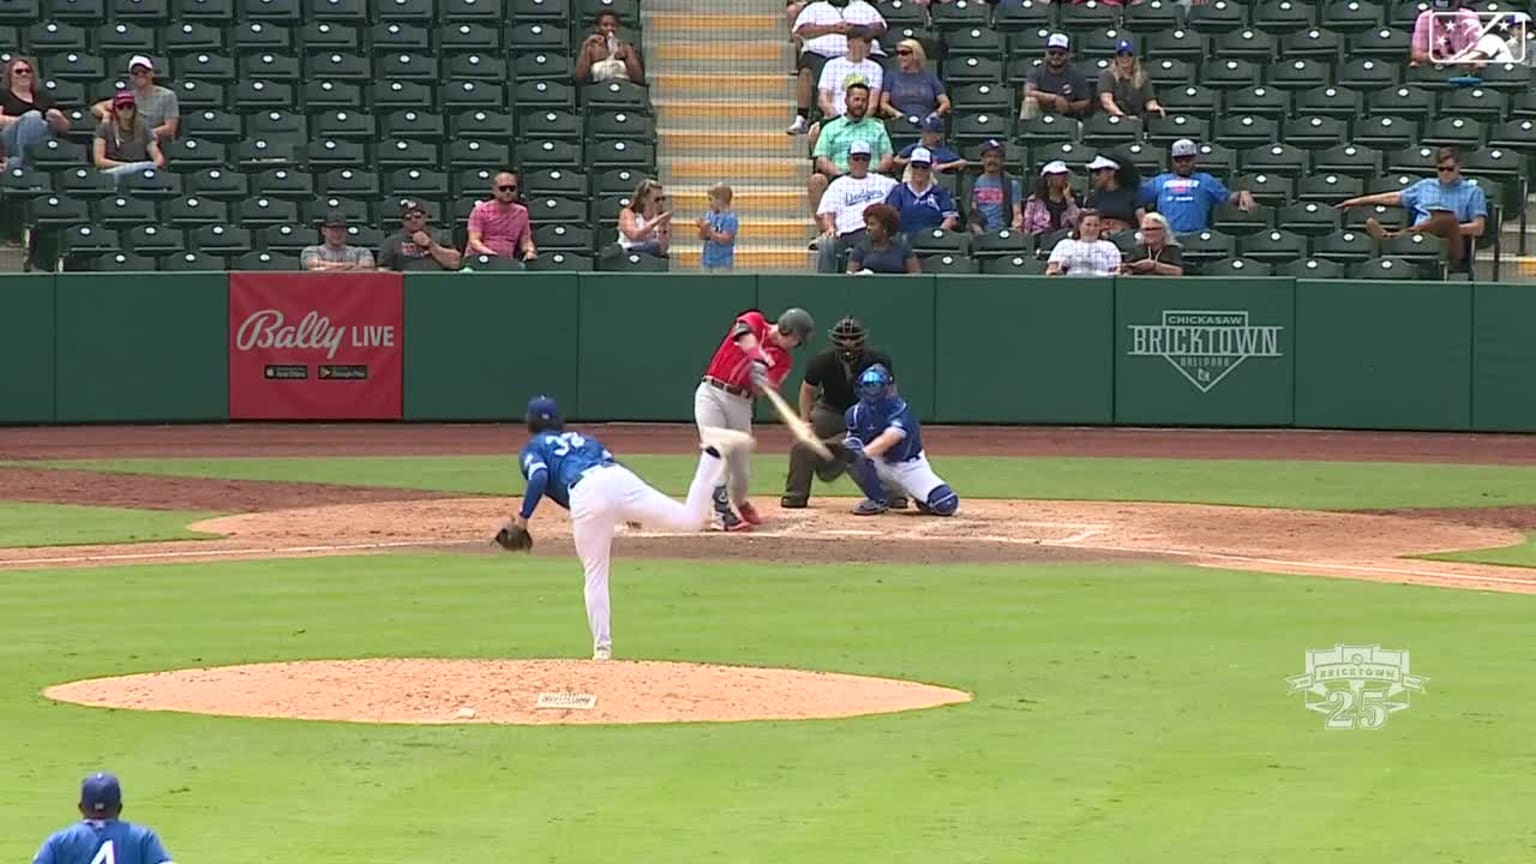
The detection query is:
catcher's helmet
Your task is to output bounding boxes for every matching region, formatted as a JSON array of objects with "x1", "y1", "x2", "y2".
[
  {"x1": 829, "y1": 316, "x2": 866, "y2": 349},
  {"x1": 776, "y1": 307, "x2": 815, "y2": 346},
  {"x1": 857, "y1": 363, "x2": 893, "y2": 403},
  {"x1": 526, "y1": 395, "x2": 563, "y2": 432}
]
